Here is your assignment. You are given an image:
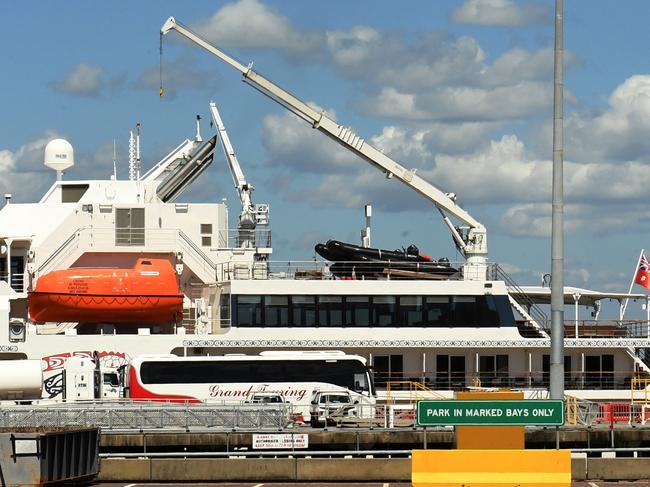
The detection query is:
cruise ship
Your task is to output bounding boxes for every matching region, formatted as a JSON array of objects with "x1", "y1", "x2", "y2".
[{"x1": 1, "y1": 18, "x2": 649, "y2": 403}]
